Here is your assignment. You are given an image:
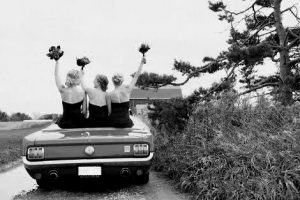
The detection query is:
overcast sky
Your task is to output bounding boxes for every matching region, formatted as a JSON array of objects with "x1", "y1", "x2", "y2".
[{"x1": 0, "y1": 0, "x2": 298, "y2": 115}]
